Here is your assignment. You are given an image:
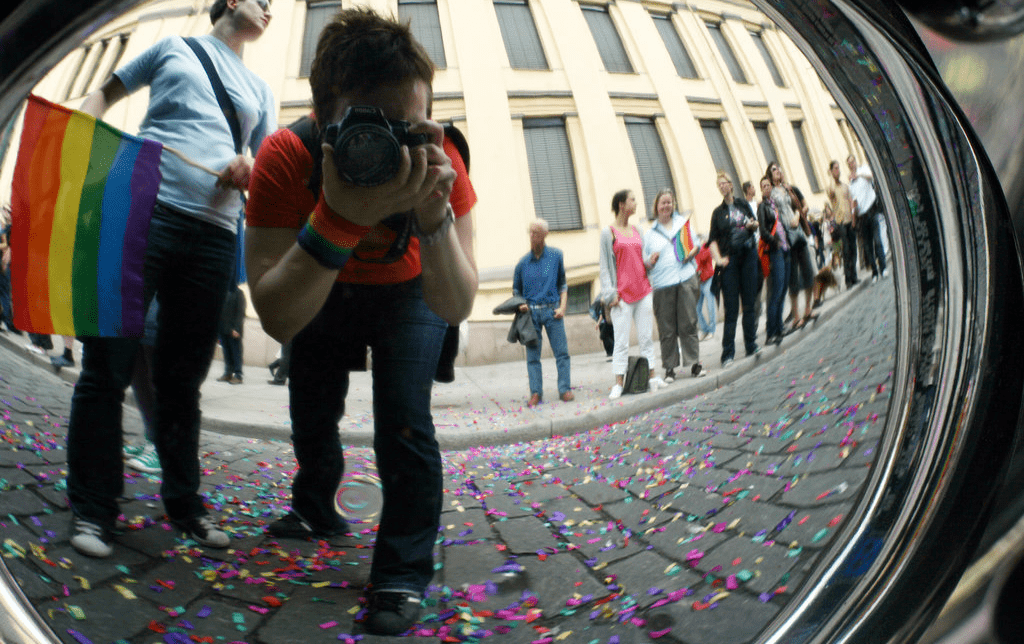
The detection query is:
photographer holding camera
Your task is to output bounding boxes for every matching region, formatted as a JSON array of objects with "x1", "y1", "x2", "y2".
[{"x1": 244, "y1": 7, "x2": 477, "y2": 636}]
